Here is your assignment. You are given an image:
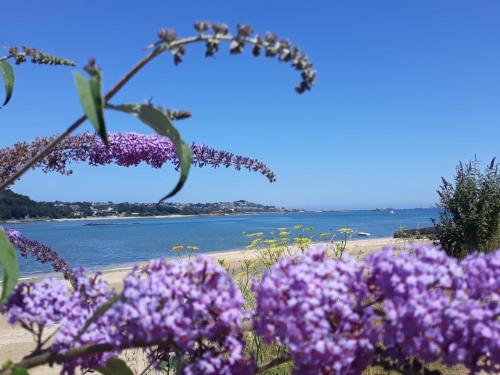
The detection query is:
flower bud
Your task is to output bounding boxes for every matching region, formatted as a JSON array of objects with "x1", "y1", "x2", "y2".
[
  {"x1": 230, "y1": 39, "x2": 245, "y2": 55},
  {"x1": 157, "y1": 28, "x2": 177, "y2": 44},
  {"x1": 173, "y1": 45, "x2": 185, "y2": 65},
  {"x1": 237, "y1": 24, "x2": 253, "y2": 37},
  {"x1": 211, "y1": 23, "x2": 230, "y2": 35},
  {"x1": 194, "y1": 21, "x2": 210, "y2": 33}
]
